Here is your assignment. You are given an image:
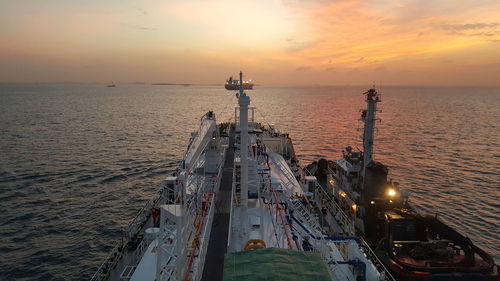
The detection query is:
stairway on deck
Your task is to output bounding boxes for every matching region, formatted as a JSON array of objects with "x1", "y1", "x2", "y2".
[{"x1": 201, "y1": 129, "x2": 235, "y2": 281}]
